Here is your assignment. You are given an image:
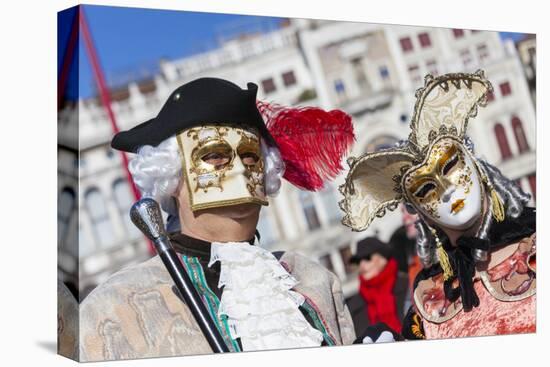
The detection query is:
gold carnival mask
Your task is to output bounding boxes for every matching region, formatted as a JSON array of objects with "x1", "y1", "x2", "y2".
[
  {"x1": 340, "y1": 70, "x2": 501, "y2": 232},
  {"x1": 402, "y1": 136, "x2": 484, "y2": 230},
  {"x1": 176, "y1": 125, "x2": 268, "y2": 211}
]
